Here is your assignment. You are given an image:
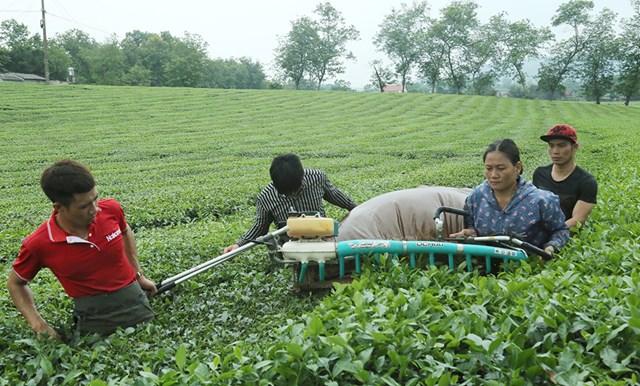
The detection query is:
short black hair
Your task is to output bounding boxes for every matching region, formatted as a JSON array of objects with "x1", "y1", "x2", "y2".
[
  {"x1": 483, "y1": 139, "x2": 523, "y2": 175},
  {"x1": 270, "y1": 153, "x2": 303, "y2": 195},
  {"x1": 40, "y1": 159, "x2": 95, "y2": 207}
]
